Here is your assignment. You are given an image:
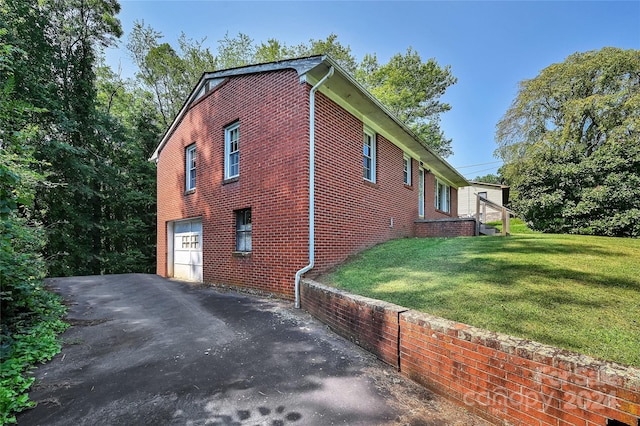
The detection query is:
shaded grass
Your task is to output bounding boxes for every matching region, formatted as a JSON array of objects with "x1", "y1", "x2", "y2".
[{"x1": 325, "y1": 220, "x2": 640, "y2": 366}]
